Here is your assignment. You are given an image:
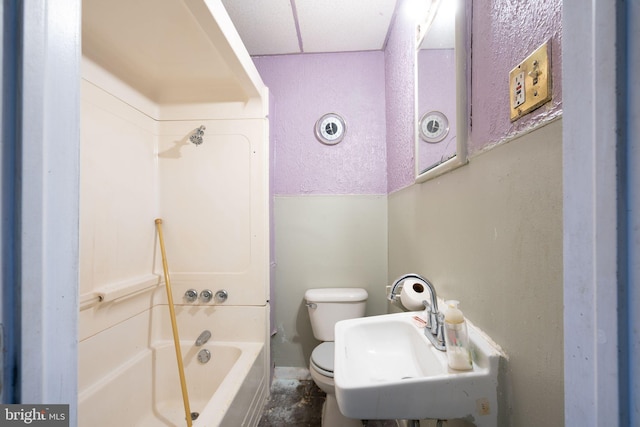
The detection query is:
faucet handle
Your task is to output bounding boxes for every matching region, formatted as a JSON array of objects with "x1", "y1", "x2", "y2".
[
  {"x1": 435, "y1": 312, "x2": 445, "y2": 346},
  {"x1": 199, "y1": 289, "x2": 213, "y2": 303},
  {"x1": 421, "y1": 300, "x2": 433, "y2": 327},
  {"x1": 214, "y1": 289, "x2": 228, "y2": 303},
  {"x1": 184, "y1": 289, "x2": 198, "y2": 303}
]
